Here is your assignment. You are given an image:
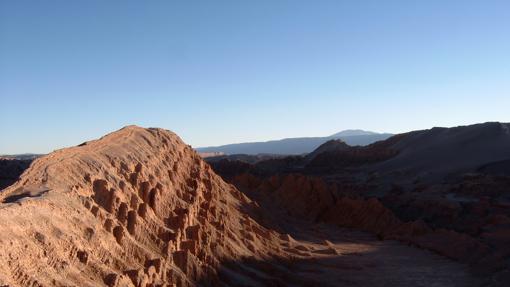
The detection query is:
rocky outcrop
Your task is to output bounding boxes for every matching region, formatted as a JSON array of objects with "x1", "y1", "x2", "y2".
[
  {"x1": 0, "y1": 126, "x2": 284, "y2": 286},
  {"x1": 231, "y1": 173, "x2": 508, "y2": 277},
  {"x1": 305, "y1": 141, "x2": 399, "y2": 172},
  {"x1": 304, "y1": 139, "x2": 350, "y2": 162}
]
